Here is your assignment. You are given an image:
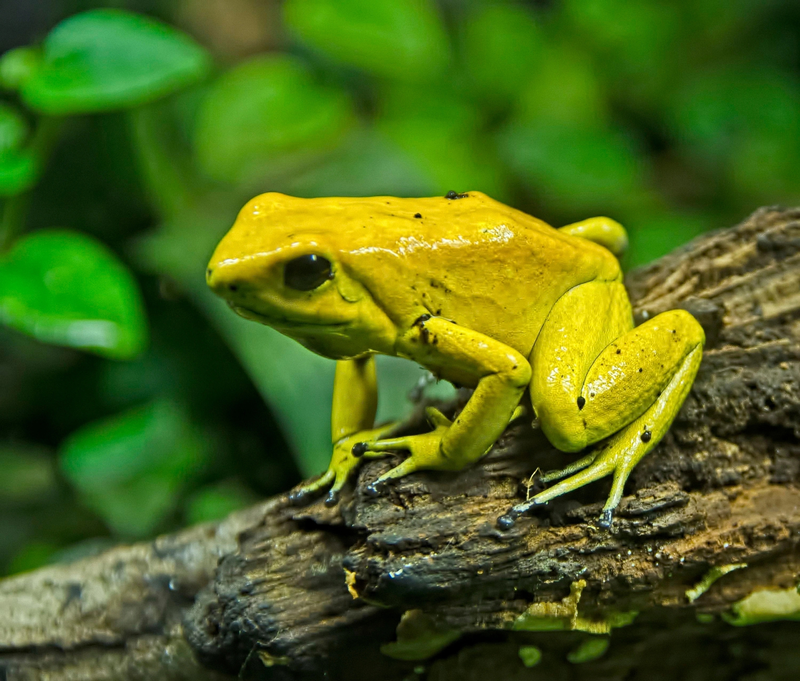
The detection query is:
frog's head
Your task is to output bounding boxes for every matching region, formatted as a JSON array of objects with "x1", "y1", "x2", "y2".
[{"x1": 206, "y1": 192, "x2": 395, "y2": 358}]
